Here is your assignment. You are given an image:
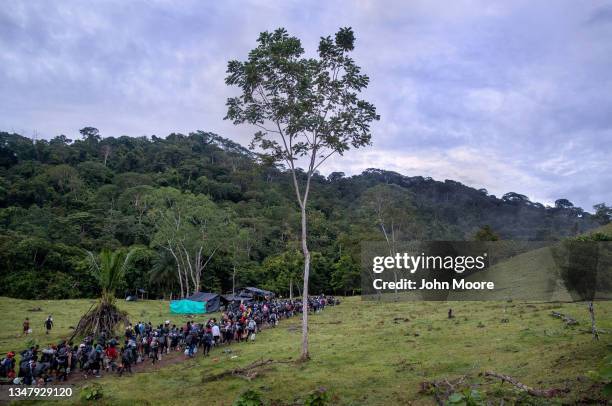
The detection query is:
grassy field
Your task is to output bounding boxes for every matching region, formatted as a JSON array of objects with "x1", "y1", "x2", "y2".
[
  {"x1": 1, "y1": 297, "x2": 611, "y2": 405},
  {"x1": 0, "y1": 297, "x2": 221, "y2": 359}
]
